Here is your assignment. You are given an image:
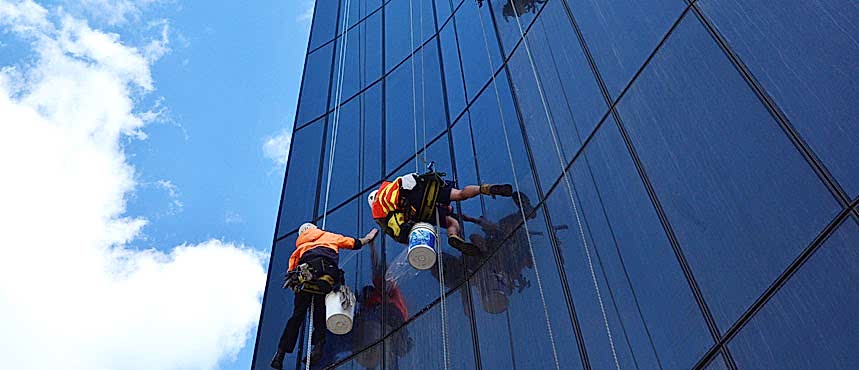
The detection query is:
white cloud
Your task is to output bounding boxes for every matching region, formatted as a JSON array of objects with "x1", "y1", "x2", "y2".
[
  {"x1": 156, "y1": 179, "x2": 183, "y2": 214},
  {"x1": 263, "y1": 128, "x2": 292, "y2": 167},
  {"x1": 0, "y1": 2, "x2": 266, "y2": 370},
  {"x1": 297, "y1": 0, "x2": 314, "y2": 23}
]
